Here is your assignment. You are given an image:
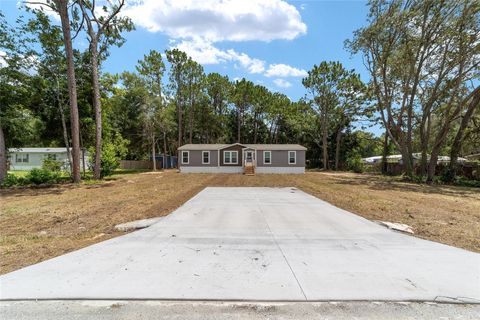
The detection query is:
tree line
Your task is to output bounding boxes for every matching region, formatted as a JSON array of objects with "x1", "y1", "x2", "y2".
[{"x1": 1, "y1": 0, "x2": 479, "y2": 185}]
